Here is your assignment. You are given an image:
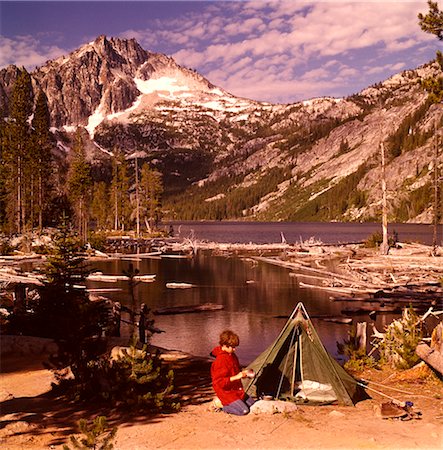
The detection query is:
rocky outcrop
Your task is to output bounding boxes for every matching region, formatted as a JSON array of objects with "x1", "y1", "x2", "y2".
[{"x1": 0, "y1": 36, "x2": 441, "y2": 223}]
